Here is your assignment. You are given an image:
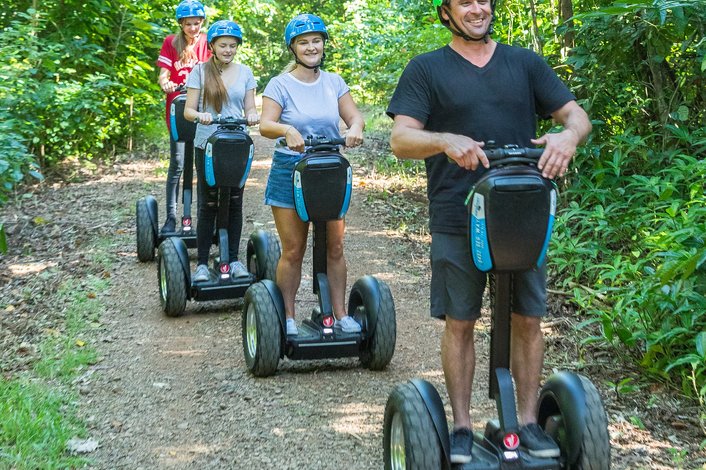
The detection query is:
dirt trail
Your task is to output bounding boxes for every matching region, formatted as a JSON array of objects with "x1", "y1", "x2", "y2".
[
  {"x1": 81, "y1": 133, "x2": 452, "y2": 468},
  {"x1": 3, "y1": 132, "x2": 701, "y2": 469}
]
